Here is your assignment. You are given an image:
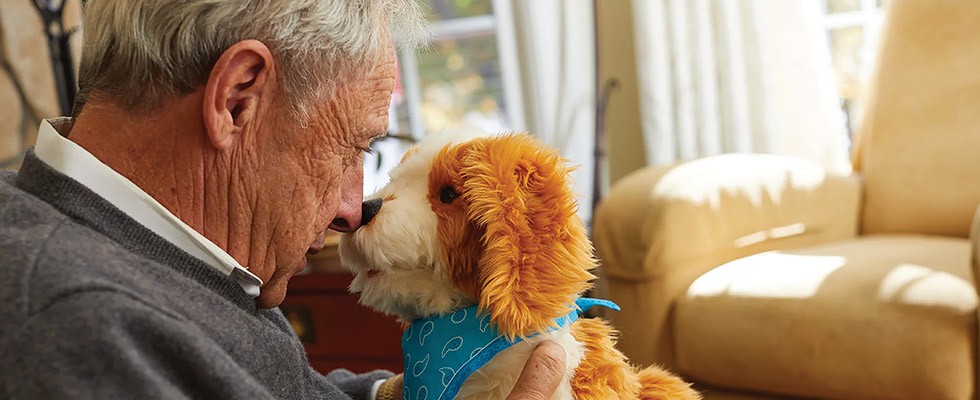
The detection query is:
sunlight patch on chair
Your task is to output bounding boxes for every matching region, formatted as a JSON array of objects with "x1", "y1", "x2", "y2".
[
  {"x1": 687, "y1": 253, "x2": 846, "y2": 299},
  {"x1": 878, "y1": 264, "x2": 977, "y2": 313},
  {"x1": 733, "y1": 223, "x2": 807, "y2": 248},
  {"x1": 652, "y1": 154, "x2": 826, "y2": 209}
]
